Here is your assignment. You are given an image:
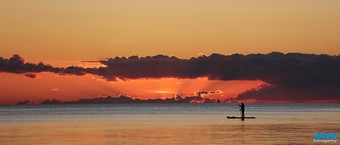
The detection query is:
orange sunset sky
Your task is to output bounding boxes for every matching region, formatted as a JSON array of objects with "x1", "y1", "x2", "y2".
[{"x1": 1, "y1": 0, "x2": 340, "y2": 104}]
